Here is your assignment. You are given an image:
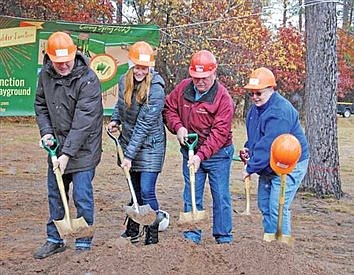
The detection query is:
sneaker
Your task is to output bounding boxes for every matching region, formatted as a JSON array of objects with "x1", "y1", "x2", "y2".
[{"x1": 33, "y1": 241, "x2": 66, "y2": 259}]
